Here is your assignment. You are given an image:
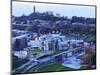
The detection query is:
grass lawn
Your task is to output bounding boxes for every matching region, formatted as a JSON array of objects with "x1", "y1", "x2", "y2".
[
  {"x1": 29, "y1": 62, "x2": 74, "y2": 73},
  {"x1": 12, "y1": 56, "x2": 29, "y2": 70},
  {"x1": 80, "y1": 34, "x2": 96, "y2": 42},
  {"x1": 37, "y1": 50, "x2": 66, "y2": 60},
  {"x1": 53, "y1": 50, "x2": 66, "y2": 55},
  {"x1": 37, "y1": 63, "x2": 74, "y2": 72},
  {"x1": 27, "y1": 50, "x2": 43, "y2": 54},
  {"x1": 37, "y1": 55, "x2": 52, "y2": 60}
]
